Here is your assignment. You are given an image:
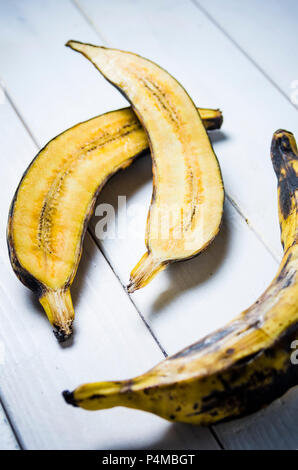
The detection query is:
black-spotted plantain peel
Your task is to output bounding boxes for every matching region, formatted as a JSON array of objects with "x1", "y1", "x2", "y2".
[
  {"x1": 63, "y1": 130, "x2": 298, "y2": 424},
  {"x1": 7, "y1": 106, "x2": 222, "y2": 342}
]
